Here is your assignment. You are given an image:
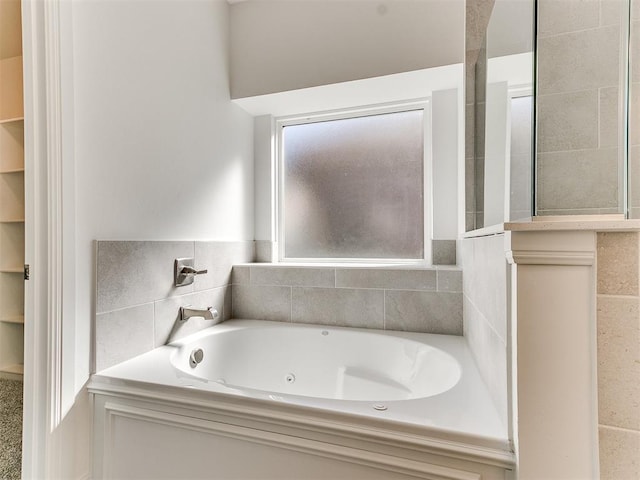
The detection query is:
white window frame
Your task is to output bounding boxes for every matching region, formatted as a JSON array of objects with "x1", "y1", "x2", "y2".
[{"x1": 275, "y1": 100, "x2": 433, "y2": 265}]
